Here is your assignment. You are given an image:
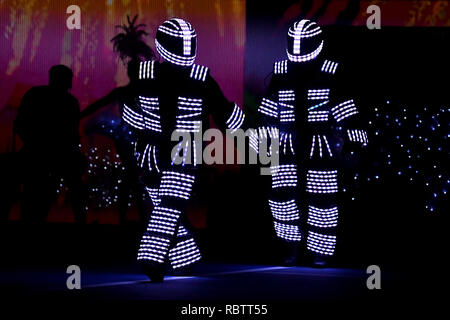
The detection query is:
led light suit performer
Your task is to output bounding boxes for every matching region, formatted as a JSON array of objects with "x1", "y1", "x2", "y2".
[
  {"x1": 125, "y1": 18, "x2": 246, "y2": 281},
  {"x1": 258, "y1": 20, "x2": 368, "y2": 266}
]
